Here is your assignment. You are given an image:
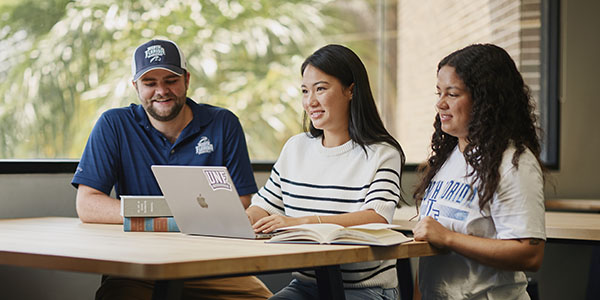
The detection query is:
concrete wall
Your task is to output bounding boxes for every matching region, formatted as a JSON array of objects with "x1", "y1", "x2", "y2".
[{"x1": 1, "y1": 0, "x2": 599, "y2": 298}]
